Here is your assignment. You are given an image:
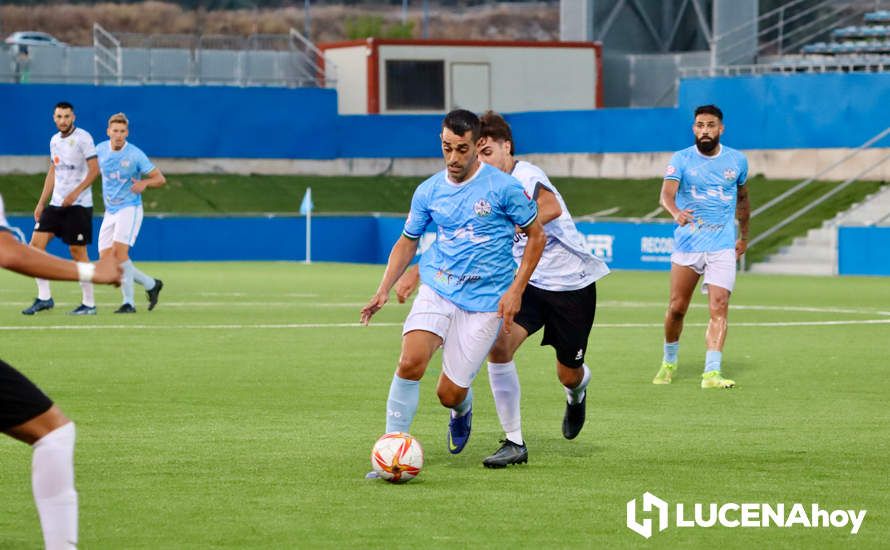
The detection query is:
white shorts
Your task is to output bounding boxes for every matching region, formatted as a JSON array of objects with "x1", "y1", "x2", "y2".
[
  {"x1": 98, "y1": 205, "x2": 144, "y2": 251},
  {"x1": 671, "y1": 248, "x2": 737, "y2": 293},
  {"x1": 403, "y1": 285, "x2": 501, "y2": 388}
]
